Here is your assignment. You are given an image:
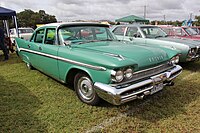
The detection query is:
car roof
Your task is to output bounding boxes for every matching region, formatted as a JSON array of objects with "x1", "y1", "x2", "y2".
[
  {"x1": 39, "y1": 22, "x2": 109, "y2": 29},
  {"x1": 112, "y1": 24, "x2": 158, "y2": 28}
]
